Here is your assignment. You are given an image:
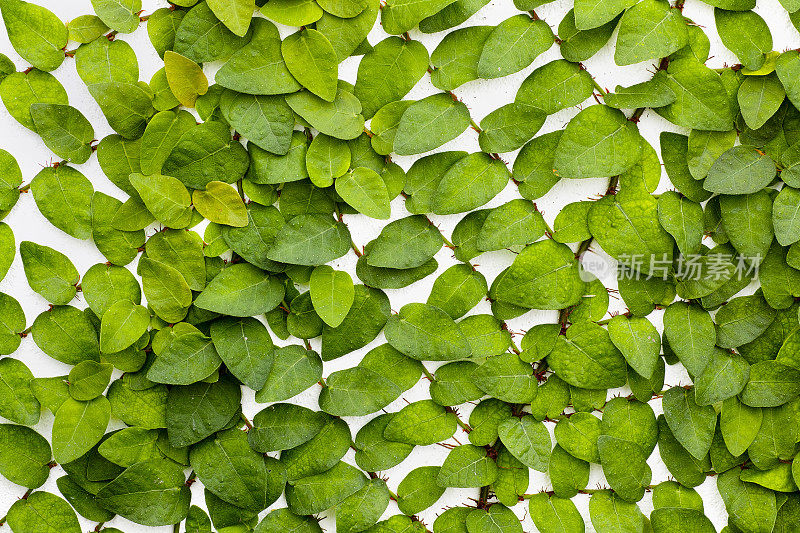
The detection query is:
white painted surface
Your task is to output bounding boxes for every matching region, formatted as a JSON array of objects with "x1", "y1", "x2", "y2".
[{"x1": 0, "y1": 1, "x2": 797, "y2": 531}]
